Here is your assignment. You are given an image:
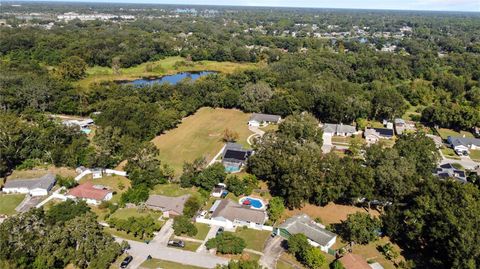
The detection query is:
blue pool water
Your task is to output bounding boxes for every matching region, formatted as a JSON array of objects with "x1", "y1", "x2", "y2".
[
  {"x1": 81, "y1": 128, "x2": 92, "y2": 134},
  {"x1": 225, "y1": 166, "x2": 241, "y2": 173},
  {"x1": 242, "y1": 197, "x2": 264, "y2": 209},
  {"x1": 127, "y1": 71, "x2": 216, "y2": 86}
]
